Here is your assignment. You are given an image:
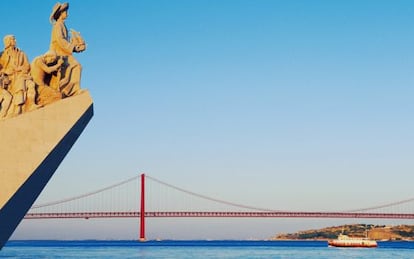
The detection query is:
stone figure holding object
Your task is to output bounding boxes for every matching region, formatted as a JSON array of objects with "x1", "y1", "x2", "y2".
[{"x1": 49, "y1": 2, "x2": 86, "y2": 97}]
